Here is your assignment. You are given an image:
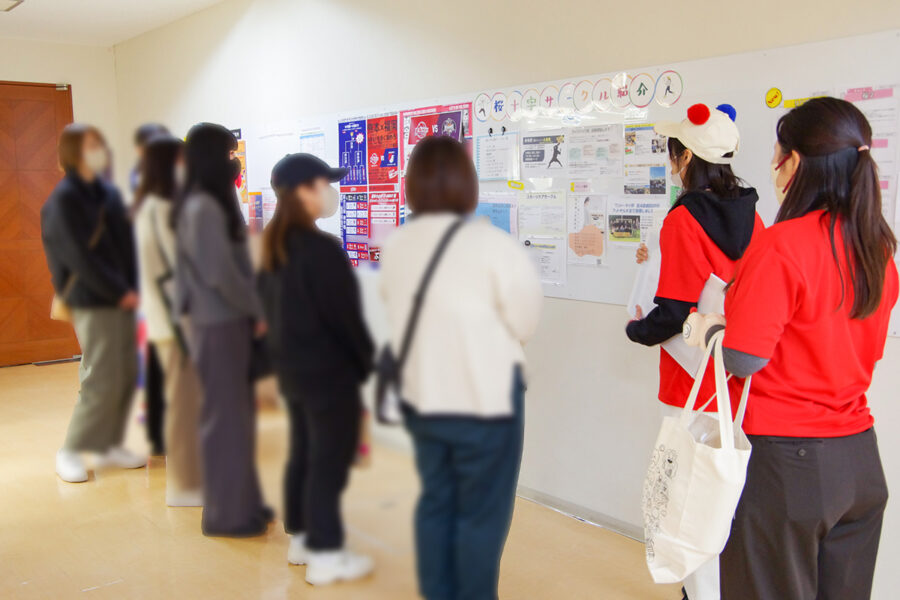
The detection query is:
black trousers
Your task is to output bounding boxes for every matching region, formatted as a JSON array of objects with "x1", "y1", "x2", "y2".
[
  {"x1": 145, "y1": 342, "x2": 166, "y2": 455},
  {"x1": 282, "y1": 379, "x2": 361, "y2": 551},
  {"x1": 720, "y1": 428, "x2": 888, "y2": 600}
]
